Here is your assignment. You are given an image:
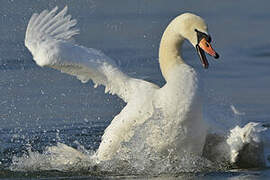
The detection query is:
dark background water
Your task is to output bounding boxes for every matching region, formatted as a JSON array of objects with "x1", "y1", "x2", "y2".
[{"x1": 0, "y1": 0, "x2": 270, "y2": 179}]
